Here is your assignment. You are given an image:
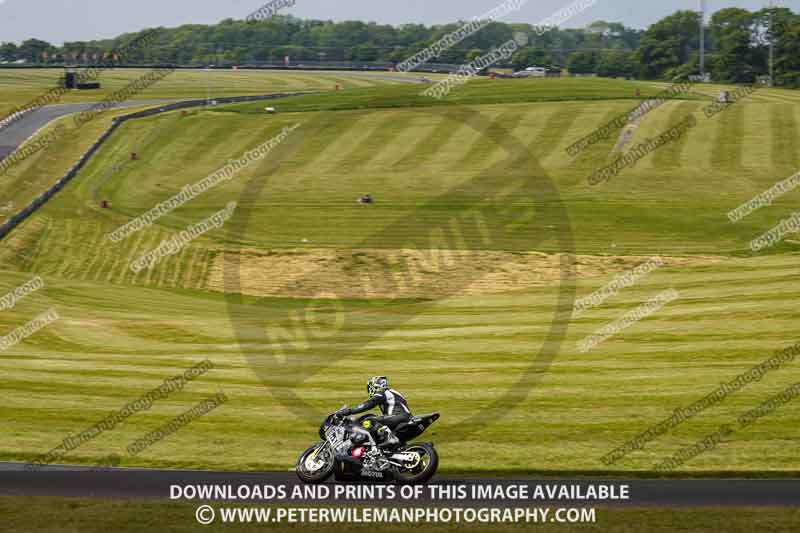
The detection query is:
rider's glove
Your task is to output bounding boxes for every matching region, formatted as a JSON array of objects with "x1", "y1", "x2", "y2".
[{"x1": 335, "y1": 408, "x2": 352, "y2": 417}]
